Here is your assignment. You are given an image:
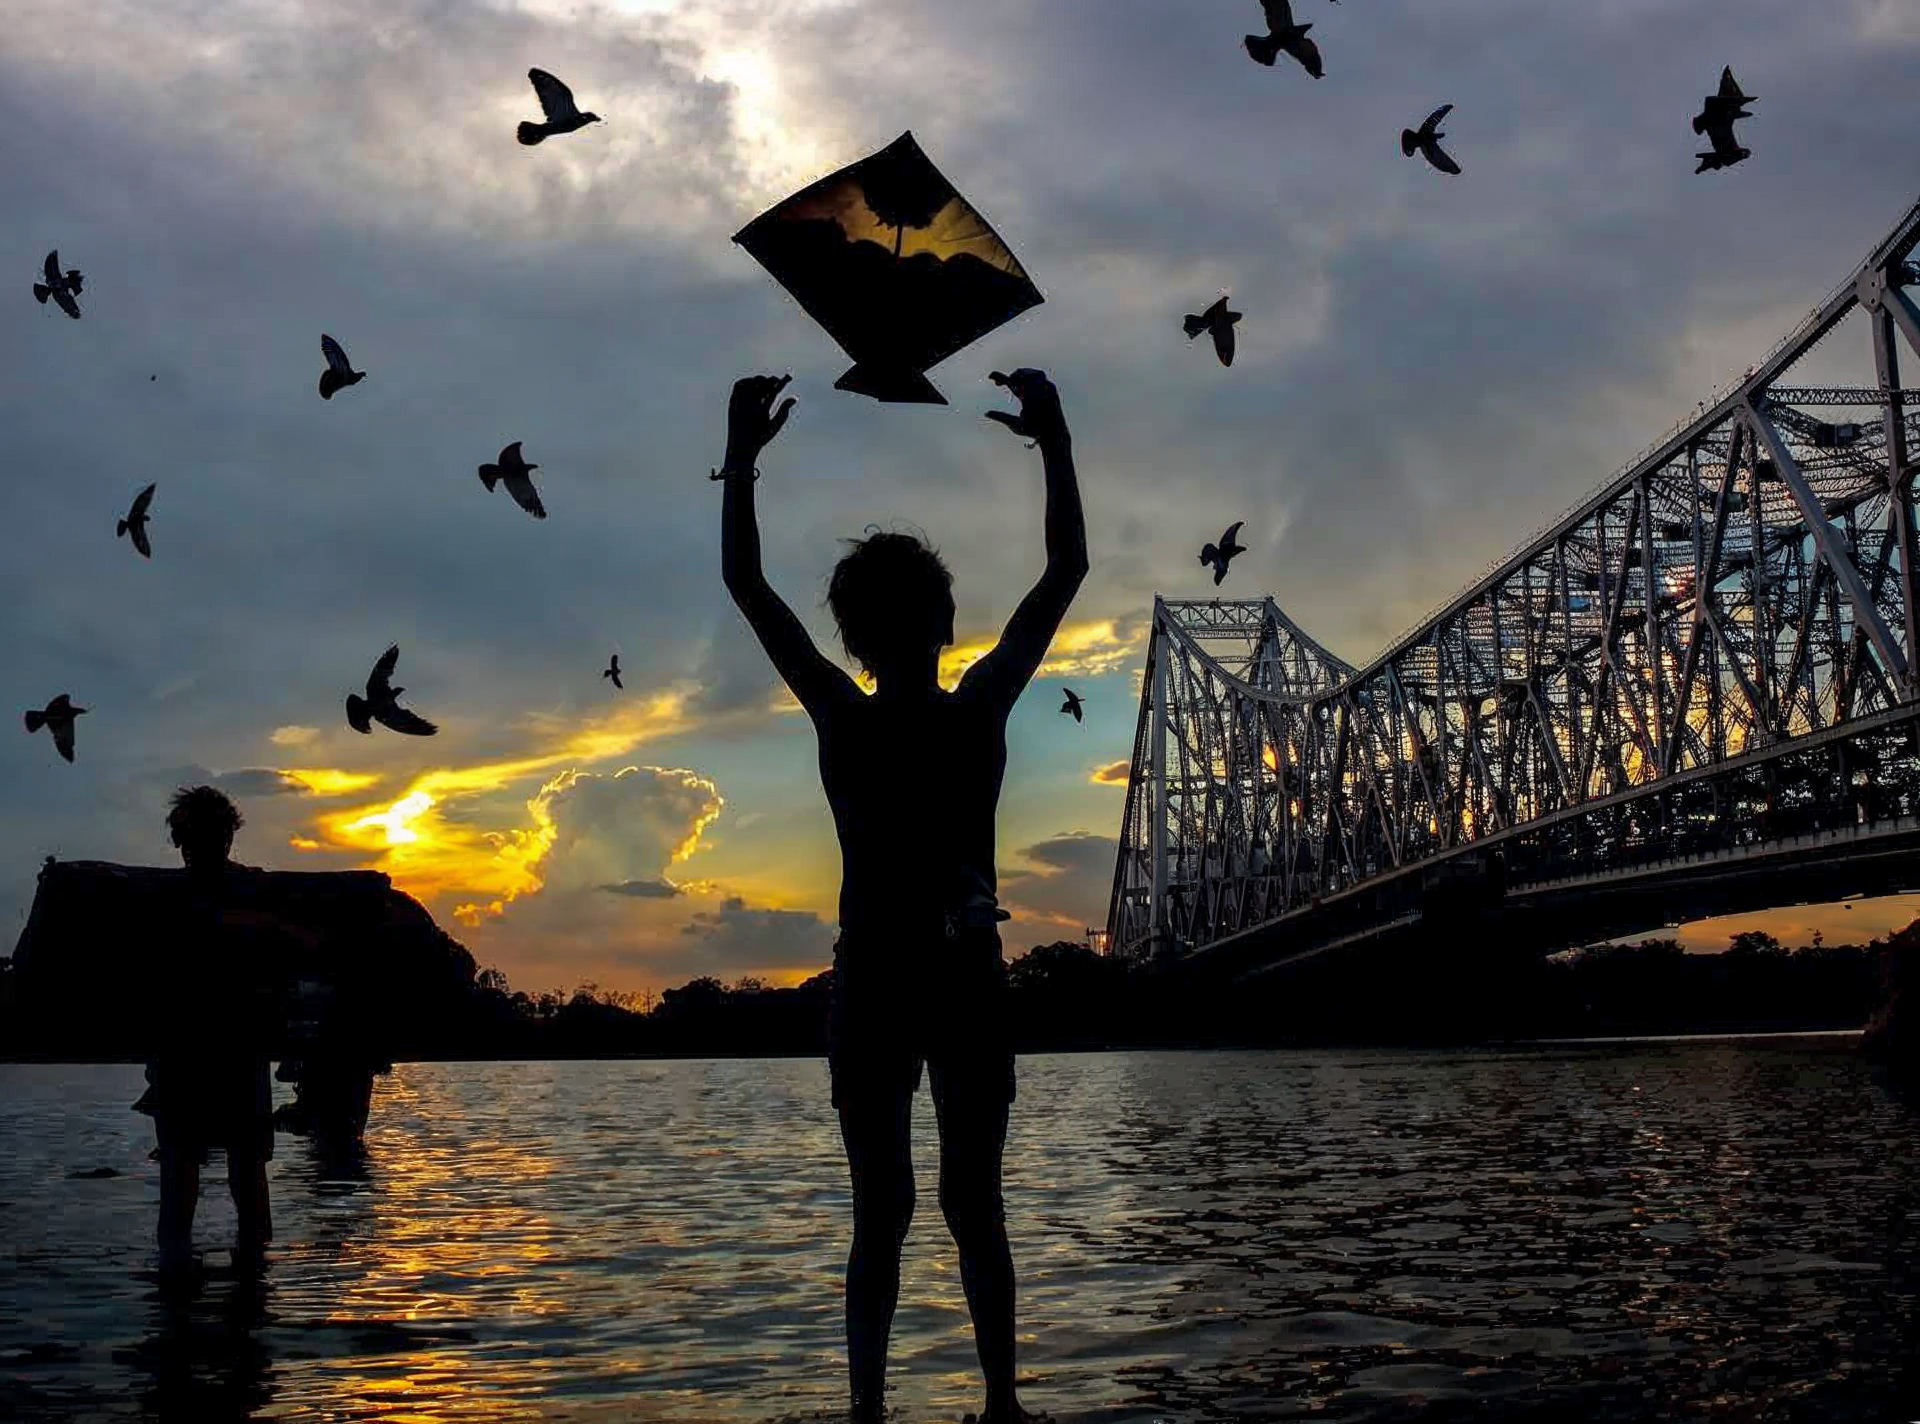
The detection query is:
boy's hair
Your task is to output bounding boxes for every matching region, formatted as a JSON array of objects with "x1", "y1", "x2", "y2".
[
  {"x1": 826, "y1": 528, "x2": 955, "y2": 674},
  {"x1": 167, "y1": 785, "x2": 244, "y2": 849}
]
